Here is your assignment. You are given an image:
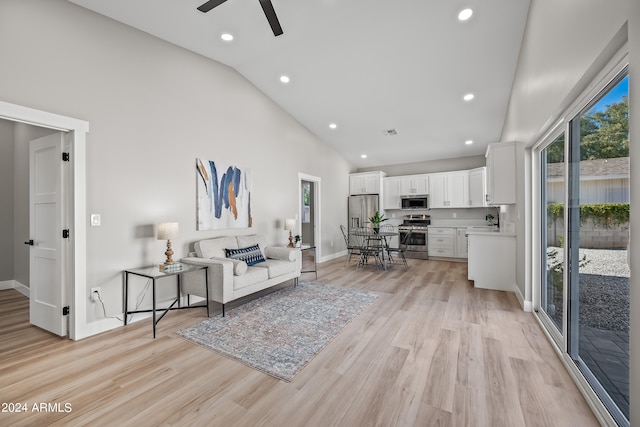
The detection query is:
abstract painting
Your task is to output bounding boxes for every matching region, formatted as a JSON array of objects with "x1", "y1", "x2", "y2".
[{"x1": 196, "y1": 158, "x2": 252, "y2": 230}]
